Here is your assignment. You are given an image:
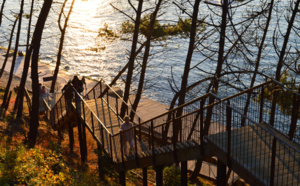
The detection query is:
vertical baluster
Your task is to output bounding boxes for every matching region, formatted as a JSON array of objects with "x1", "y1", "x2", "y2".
[
  {"x1": 226, "y1": 100, "x2": 232, "y2": 162},
  {"x1": 139, "y1": 119, "x2": 141, "y2": 141},
  {"x1": 289, "y1": 85, "x2": 300, "y2": 139},
  {"x1": 148, "y1": 122, "x2": 151, "y2": 150},
  {"x1": 91, "y1": 112, "x2": 94, "y2": 135},
  {"x1": 151, "y1": 120, "x2": 155, "y2": 164},
  {"x1": 200, "y1": 99, "x2": 204, "y2": 155},
  {"x1": 116, "y1": 96, "x2": 119, "y2": 116},
  {"x1": 101, "y1": 125, "x2": 104, "y2": 150},
  {"x1": 259, "y1": 85, "x2": 264, "y2": 123},
  {"x1": 100, "y1": 81, "x2": 103, "y2": 97},
  {"x1": 134, "y1": 127, "x2": 138, "y2": 166}
]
